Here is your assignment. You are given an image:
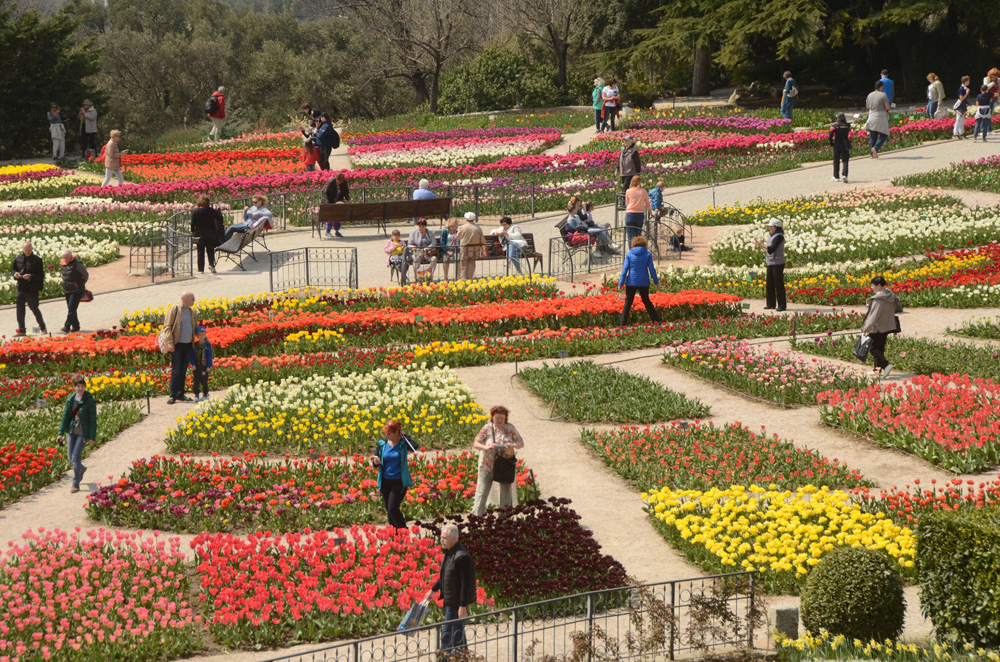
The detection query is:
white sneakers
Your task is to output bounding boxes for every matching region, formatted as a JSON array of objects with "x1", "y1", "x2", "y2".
[{"x1": 882, "y1": 364, "x2": 893, "y2": 378}]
